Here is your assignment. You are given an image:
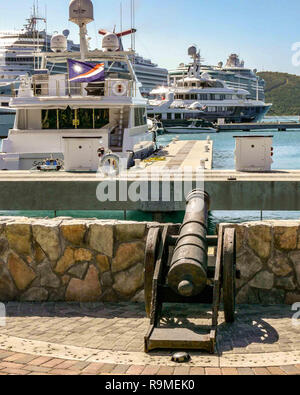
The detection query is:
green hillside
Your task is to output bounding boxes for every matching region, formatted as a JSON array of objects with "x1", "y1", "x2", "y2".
[{"x1": 257, "y1": 71, "x2": 300, "y2": 116}]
